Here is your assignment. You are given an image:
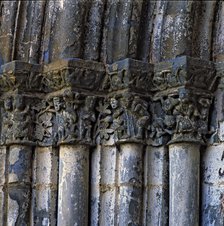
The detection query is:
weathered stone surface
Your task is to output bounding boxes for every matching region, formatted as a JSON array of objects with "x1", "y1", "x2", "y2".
[
  {"x1": 118, "y1": 143, "x2": 143, "y2": 226},
  {"x1": 0, "y1": 1, "x2": 224, "y2": 224},
  {"x1": 169, "y1": 143, "x2": 200, "y2": 226},
  {"x1": 202, "y1": 144, "x2": 224, "y2": 226},
  {"x1": 58, "y1": 144, "x2": 89, "y2": 226},
  {"x1": 144, "y1": 146, "x2": 168, "y2": 226},
  {"x1": 99, "y1": 145, "x2": 118, "y2": 226},
  {"x1": 0, "y1": 146, "x2": 6, "y2": 226},
  {"x1": 32, "y1": 147, "x2": 58, "y2": 226},
  {"x1": 7, "y1": 145, "x2": 32, "y2": 226}
]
